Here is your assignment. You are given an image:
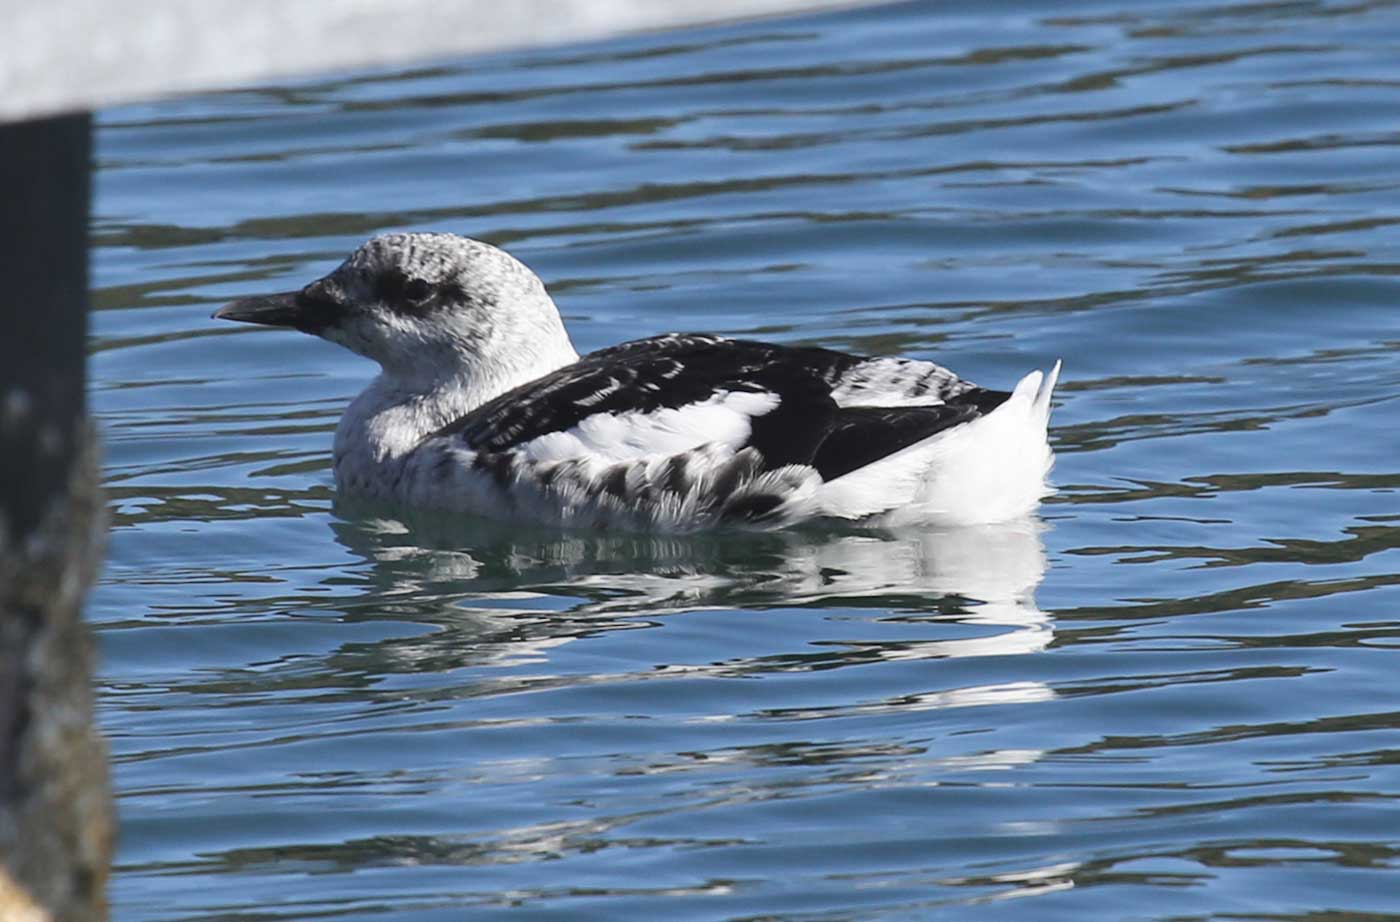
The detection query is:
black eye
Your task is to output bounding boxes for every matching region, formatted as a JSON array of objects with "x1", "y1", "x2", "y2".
[{"x1": 375, "y1": 269, "x2": 436, "y2": 312}]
